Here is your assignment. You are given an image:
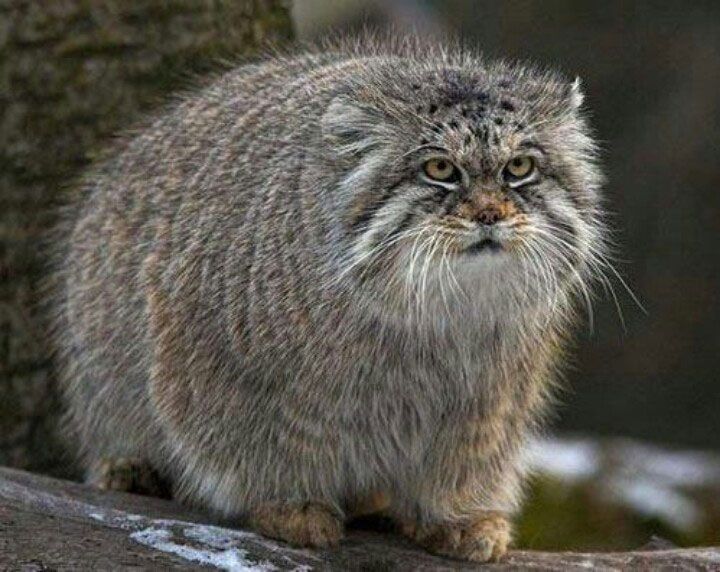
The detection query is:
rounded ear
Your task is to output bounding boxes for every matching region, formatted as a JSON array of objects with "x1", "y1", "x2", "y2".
[
  {"x1": 321, "y1": 96, "x2": 382, "y2": 156},
  {"x1": 568, "y1": 76, "x2": 585, "y2": 110}
]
